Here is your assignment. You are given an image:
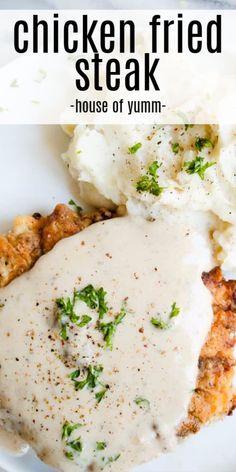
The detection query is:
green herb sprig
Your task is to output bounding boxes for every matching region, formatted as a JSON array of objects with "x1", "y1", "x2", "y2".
[
  {"x1": 134, "y1": 397, "x2": 150, "y2": 409},
  {"x1": 62, "y1": 422, "x2": 83, "y2": 440},
  {"x1": 56, "y1": 294, "x2": 92, "y2": 341},
  {"x1": 56, "y1": 284, "x2": 108, "y2": 341},
  {"x1": 151, "y1": 302, "x2": 180, "y2": 330},
  {"x1": 96, "y1": 441, "x2": 107, "y2": 451},
  {"x1": 128, "y1": 142, "x2": 142, "y2": 154},
  {"x1": 97, "y1": 306, "x2": 127, "y2": 350},
  {"x1": 75, "y1": 285, "x2": 108, "y2": 320},
  {"x1": 183, "y1": 156, "x2": 216, "y2": 180},
  {"x1": 151, "y1": 318, "x2": 169, "y2": 329},
  {"x1": 136, "y1": 161, "x2": 164, "y2": 197},
  {"x1": 195, "y1": 137, "x2": 213, "y2": 152},
  {"x1": 68, "y1": 199, "x2": 82, "y2": 213},
  {"x1": 62, "y1": 422, "x2": 83, "y2": 461},
  {"x1": 102, "y1": 454, "x2": 121, "y2": 468},
  {"x1": 69, "y1": 365, "x2": 108, "y2": 403},
  {"x1": 169, "y1": 302, "x2": 180, "y2": 319},
  {"x1": 184, "y1": 124, "x2": 194, "y2": 131},
  {"x1": 171, "y1": 142, "x2": 180, "y2": 154}
]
